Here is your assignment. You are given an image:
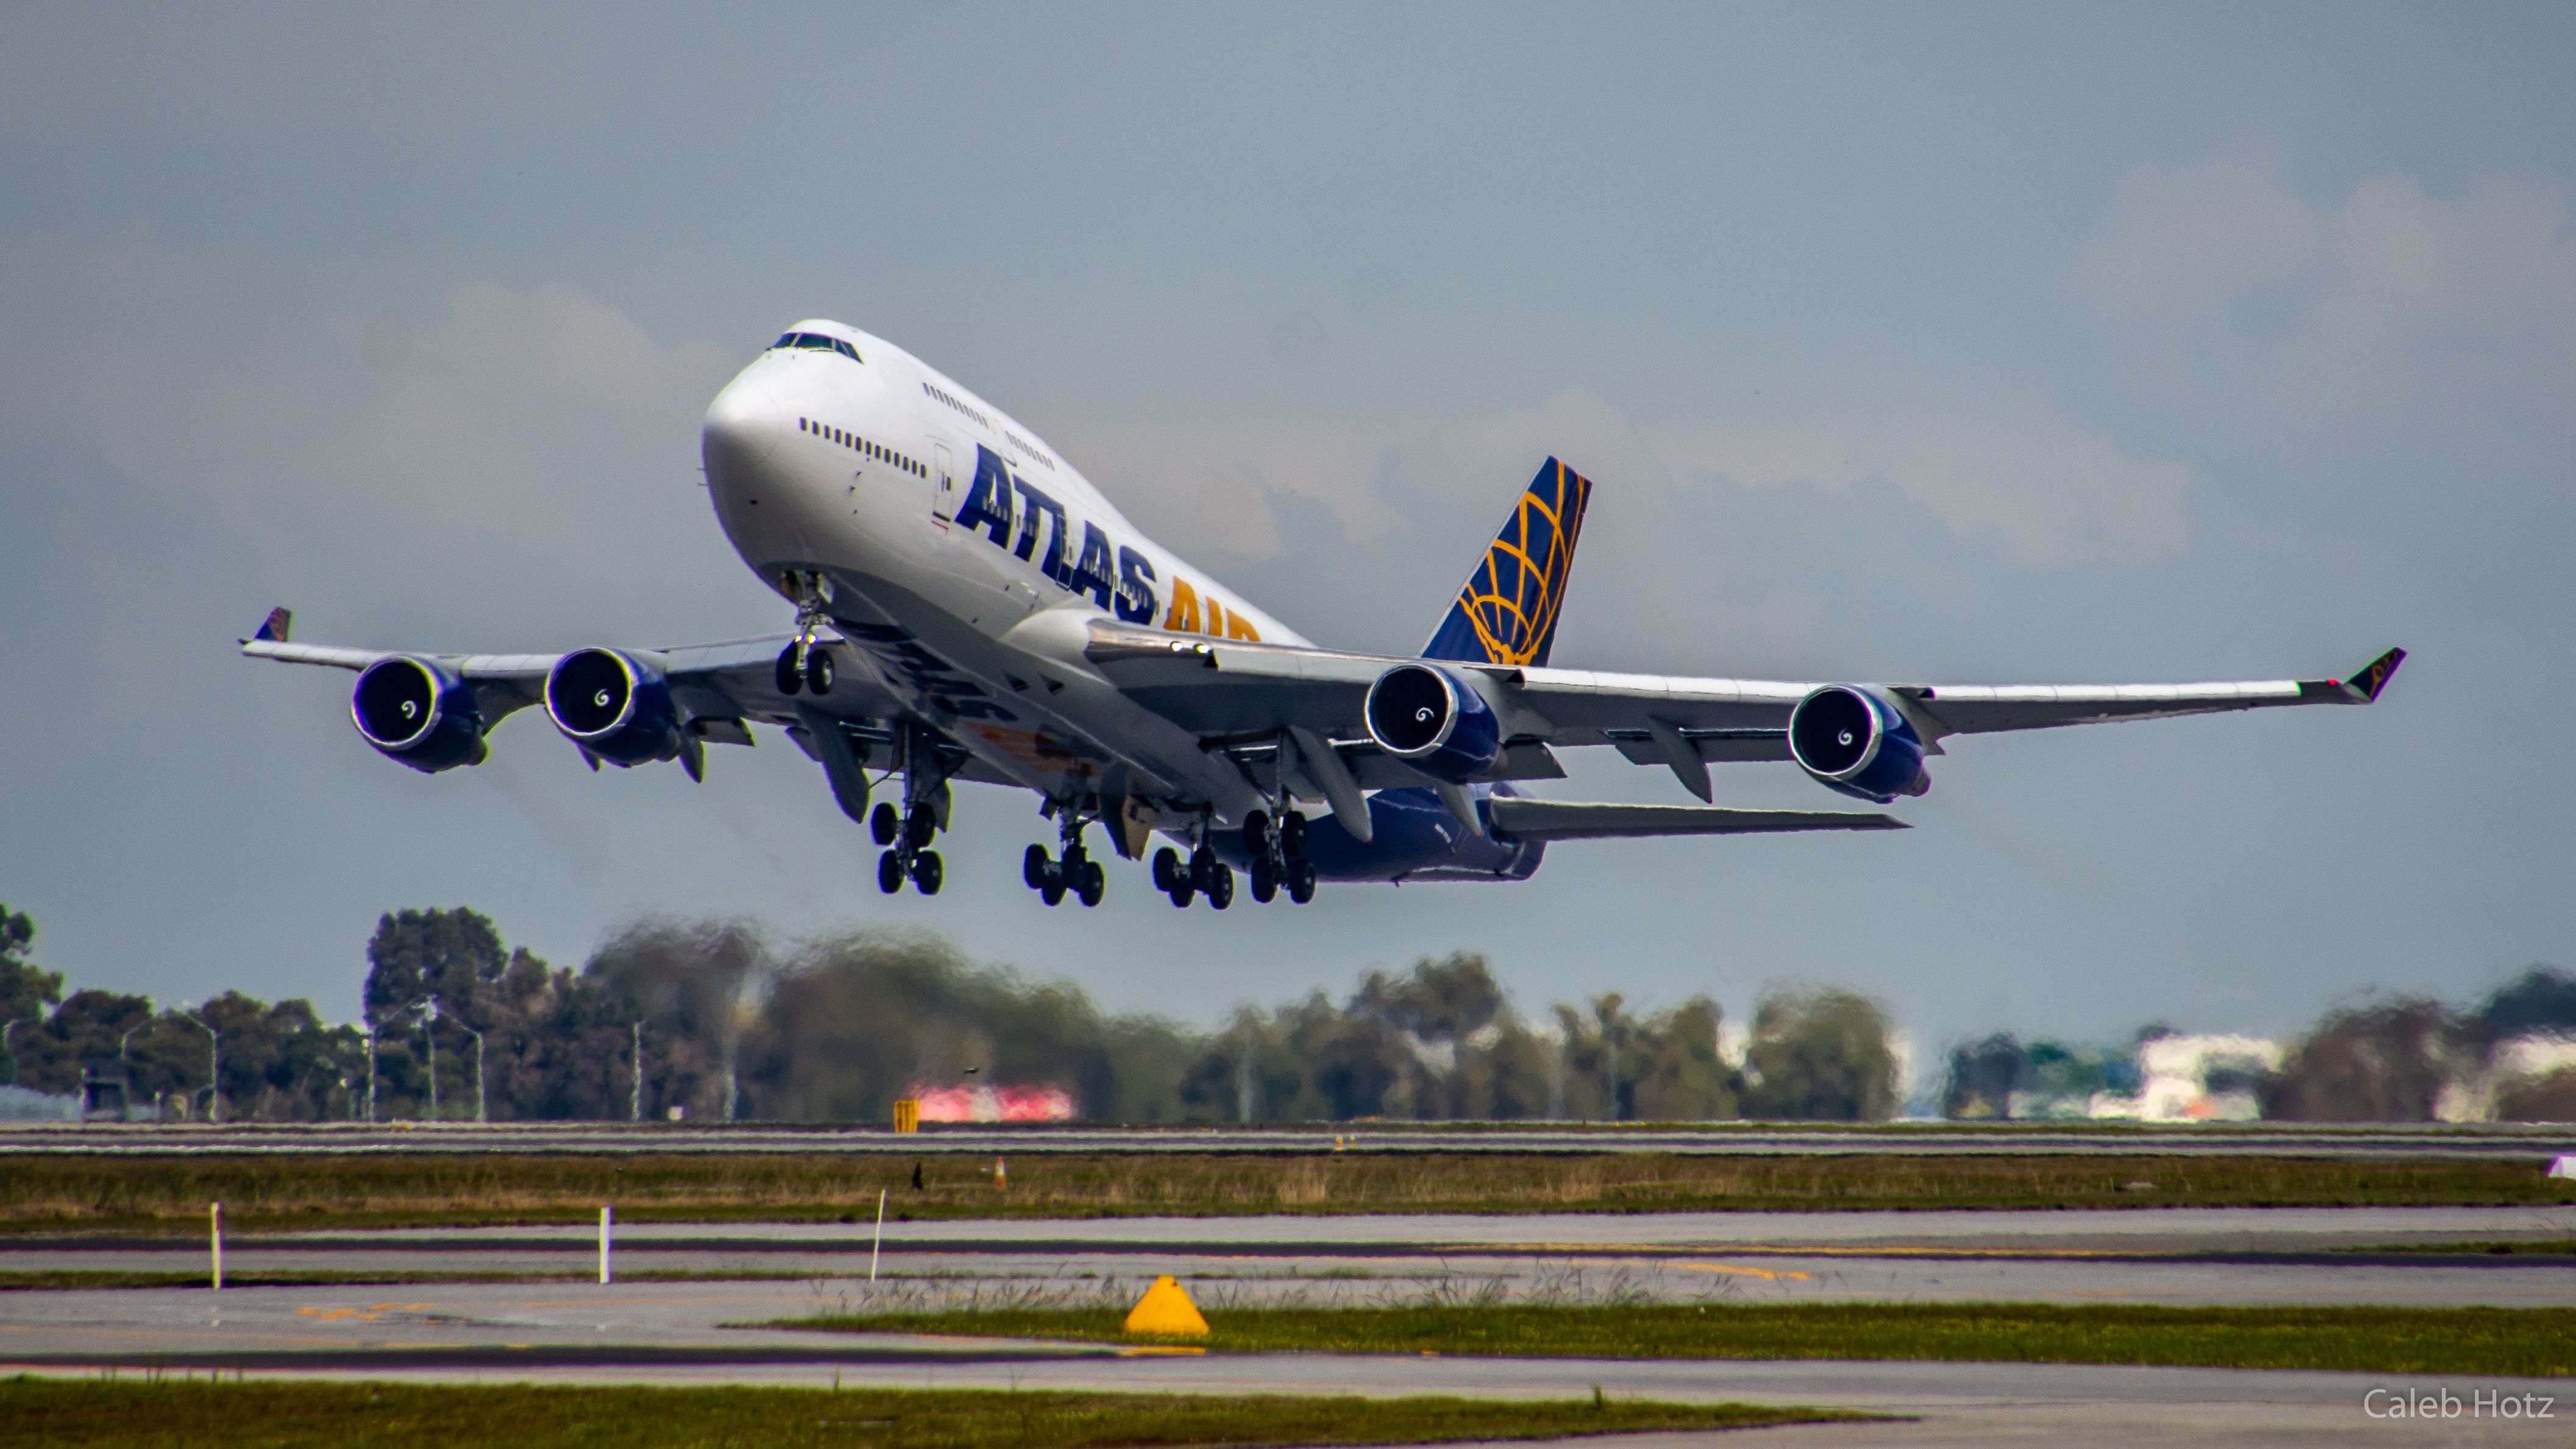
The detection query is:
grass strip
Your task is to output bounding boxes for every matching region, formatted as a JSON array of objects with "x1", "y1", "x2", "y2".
[
  {"x1": 2342, "y1": 1239, "x2": 2576, "y2": 1257},
  {"x1": 0, "y1": 1268, "x2": 847, "y2": 1292},
  {"x1": 0, "y1": 1380, "x2": 1846, "y2": 1448},
  {"x1": 5, "y1": 1151, "x2": 2567, "y2": 1234},
  {"x1": 789, "y1": 1303, "x2": 2576, "y2": 1379}
]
